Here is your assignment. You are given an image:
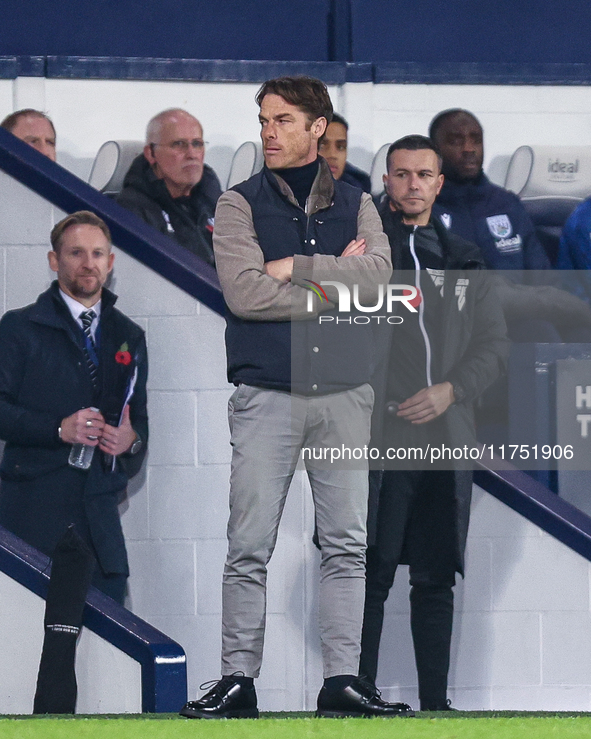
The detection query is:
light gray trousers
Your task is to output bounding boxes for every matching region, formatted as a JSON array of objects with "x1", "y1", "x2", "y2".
[{"x1": 221, "y1": 383, "x2": 374, "y2": 679}]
